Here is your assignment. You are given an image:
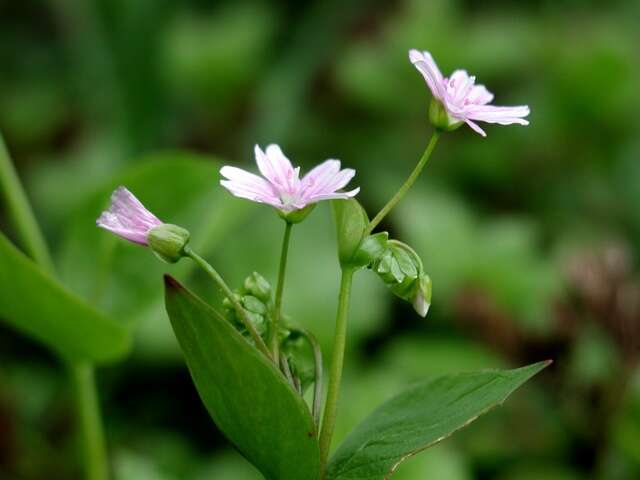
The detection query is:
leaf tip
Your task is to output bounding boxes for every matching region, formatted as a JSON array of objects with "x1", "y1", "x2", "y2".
[{"x1": 164, "y1": 274, "x2": 184, "y2": 292}]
